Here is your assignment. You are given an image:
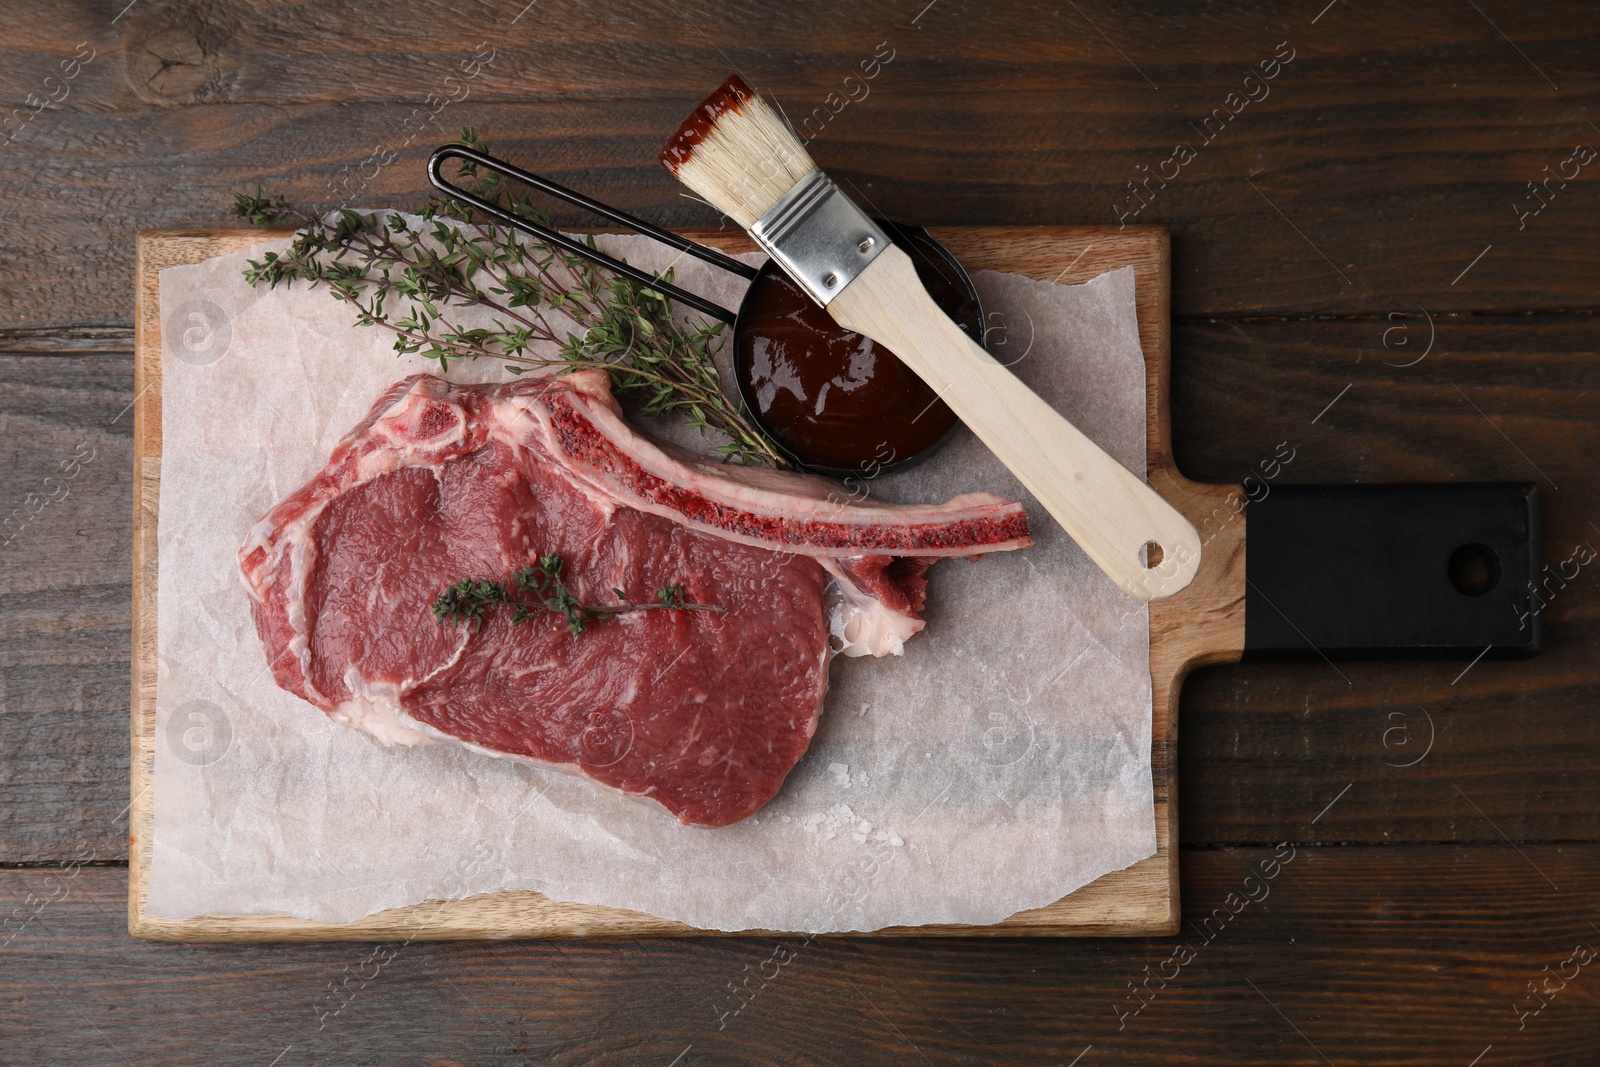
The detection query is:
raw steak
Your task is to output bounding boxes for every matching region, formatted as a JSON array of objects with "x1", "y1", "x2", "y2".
[{"x1": 239, "y1": 372, "x2": 1031, "y2": 826}]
